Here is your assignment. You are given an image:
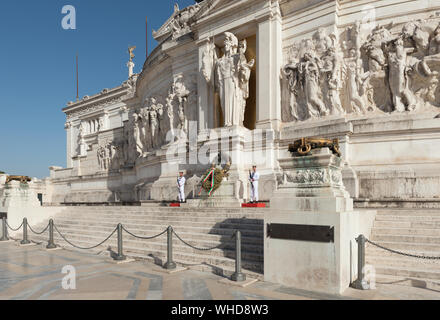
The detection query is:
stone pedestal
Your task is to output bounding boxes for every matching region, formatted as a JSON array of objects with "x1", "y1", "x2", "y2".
[
  {"x1": 0, "y1": 181, "x2": 43, "y2": 231},
  {"x1": 184, "y1": 179, "x2": 243, "y2": 208},
  {"x1": 0, "y1": 181, "x2": 41, "y2": 209},
  {"x1": 264, "y1": 148, "x2": 376, "y2": 295}
]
